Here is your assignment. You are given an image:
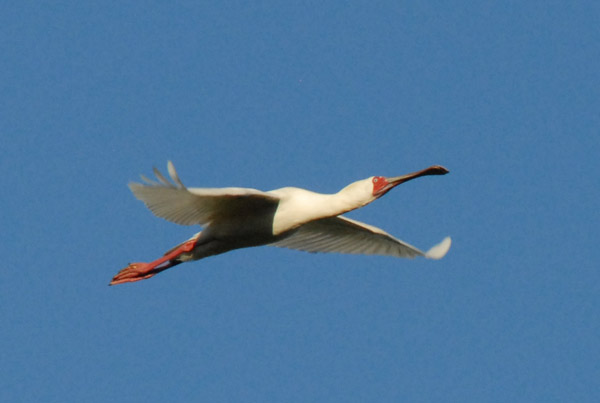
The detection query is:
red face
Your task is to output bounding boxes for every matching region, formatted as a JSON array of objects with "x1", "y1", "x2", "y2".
[{"x1": 371, "y1": 176, "x2": 389, "y2": 196}]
